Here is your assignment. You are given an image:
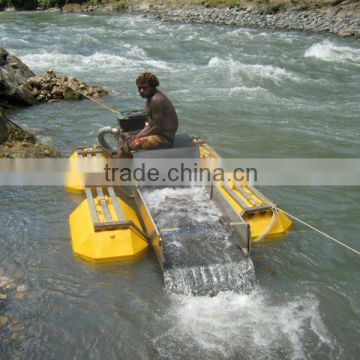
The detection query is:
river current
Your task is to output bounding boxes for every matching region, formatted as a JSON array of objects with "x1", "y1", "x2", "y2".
[{"x1": 0, "y1": 11, "x2": 359, "y2": 359}]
